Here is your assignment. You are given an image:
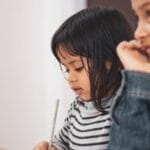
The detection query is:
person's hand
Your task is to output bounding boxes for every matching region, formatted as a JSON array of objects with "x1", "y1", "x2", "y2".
[
  {"x1": 117, "y1": 40, "x2": 150, "y2": 73},
  {"x1": 33, "y1": 141, "x2": 58, "y2": 150},
  {"x1": 48, "y1": 146, "x2": 57, "y2": 150}
]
